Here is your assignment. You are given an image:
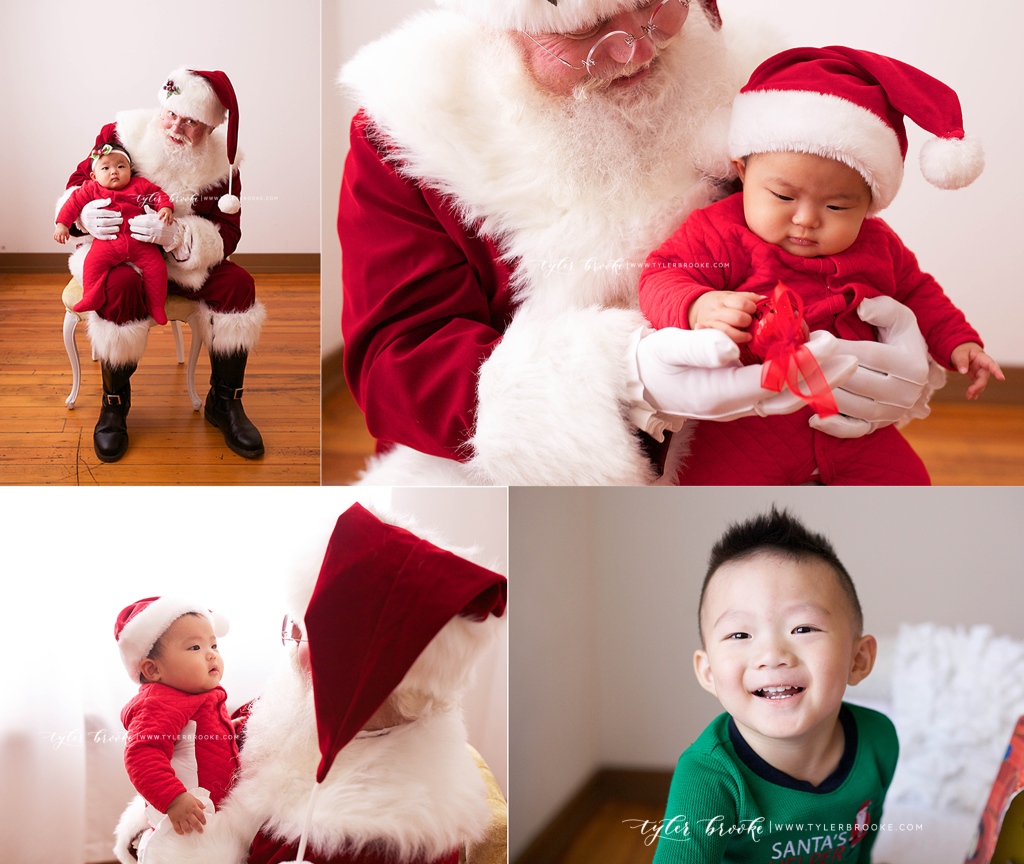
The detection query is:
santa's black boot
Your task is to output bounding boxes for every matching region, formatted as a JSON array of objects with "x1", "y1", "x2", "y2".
[
  {"x1": 94, "y1": 361, "x2": 135, "y2": 462},
  {"x1": 204, "y1": 350, "x2": 265, "y2": 458}
]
